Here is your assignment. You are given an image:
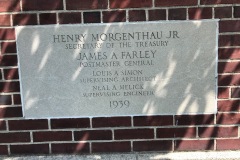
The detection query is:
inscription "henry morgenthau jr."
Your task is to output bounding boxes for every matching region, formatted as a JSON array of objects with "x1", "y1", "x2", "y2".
[{"x1": 52, "y1": 31, "x2": 180, "y2": 43}]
